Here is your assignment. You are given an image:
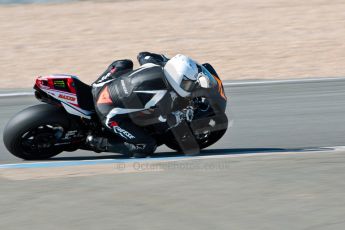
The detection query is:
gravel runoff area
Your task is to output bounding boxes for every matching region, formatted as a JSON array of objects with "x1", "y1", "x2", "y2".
[{"x1": 0, "y1": 0, "x2": 344, "y2": 88}]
